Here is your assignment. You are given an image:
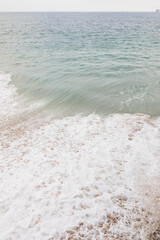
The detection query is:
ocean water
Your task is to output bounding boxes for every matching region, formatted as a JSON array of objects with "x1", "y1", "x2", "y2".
[
  {"x1": 0, "y1": 12, "x2": 160, "y2": 116},
  {"x1": 0, "y1": 13, "x2": 160, "y2": 239}
]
